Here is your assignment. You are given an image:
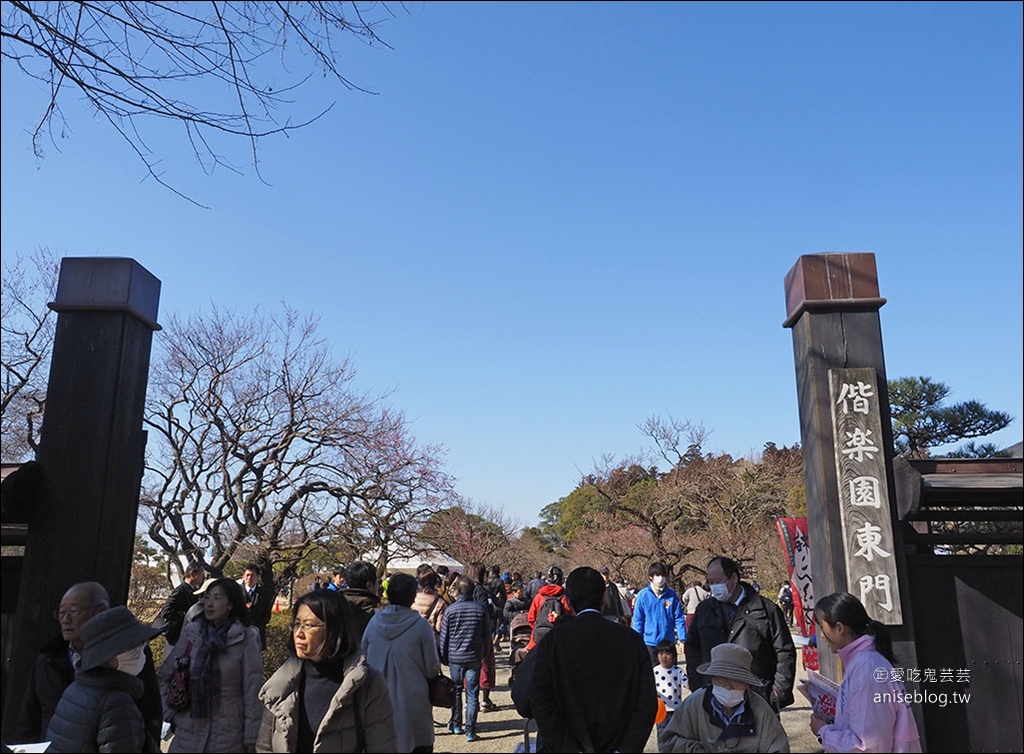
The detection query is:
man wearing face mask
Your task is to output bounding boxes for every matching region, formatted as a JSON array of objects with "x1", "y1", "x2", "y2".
[
  {"x1": 631, "y1": 561, "x2": 688, "y2": 666},
  {"x1": 659, "y1": 642, "x2": 790, "y2": 752},
  {"x1": 15, "y1": 581, "x2": 164, "y2": 752},
  {"x1": 685, "y1": 556, "x2": 796, "y2": 715}
]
